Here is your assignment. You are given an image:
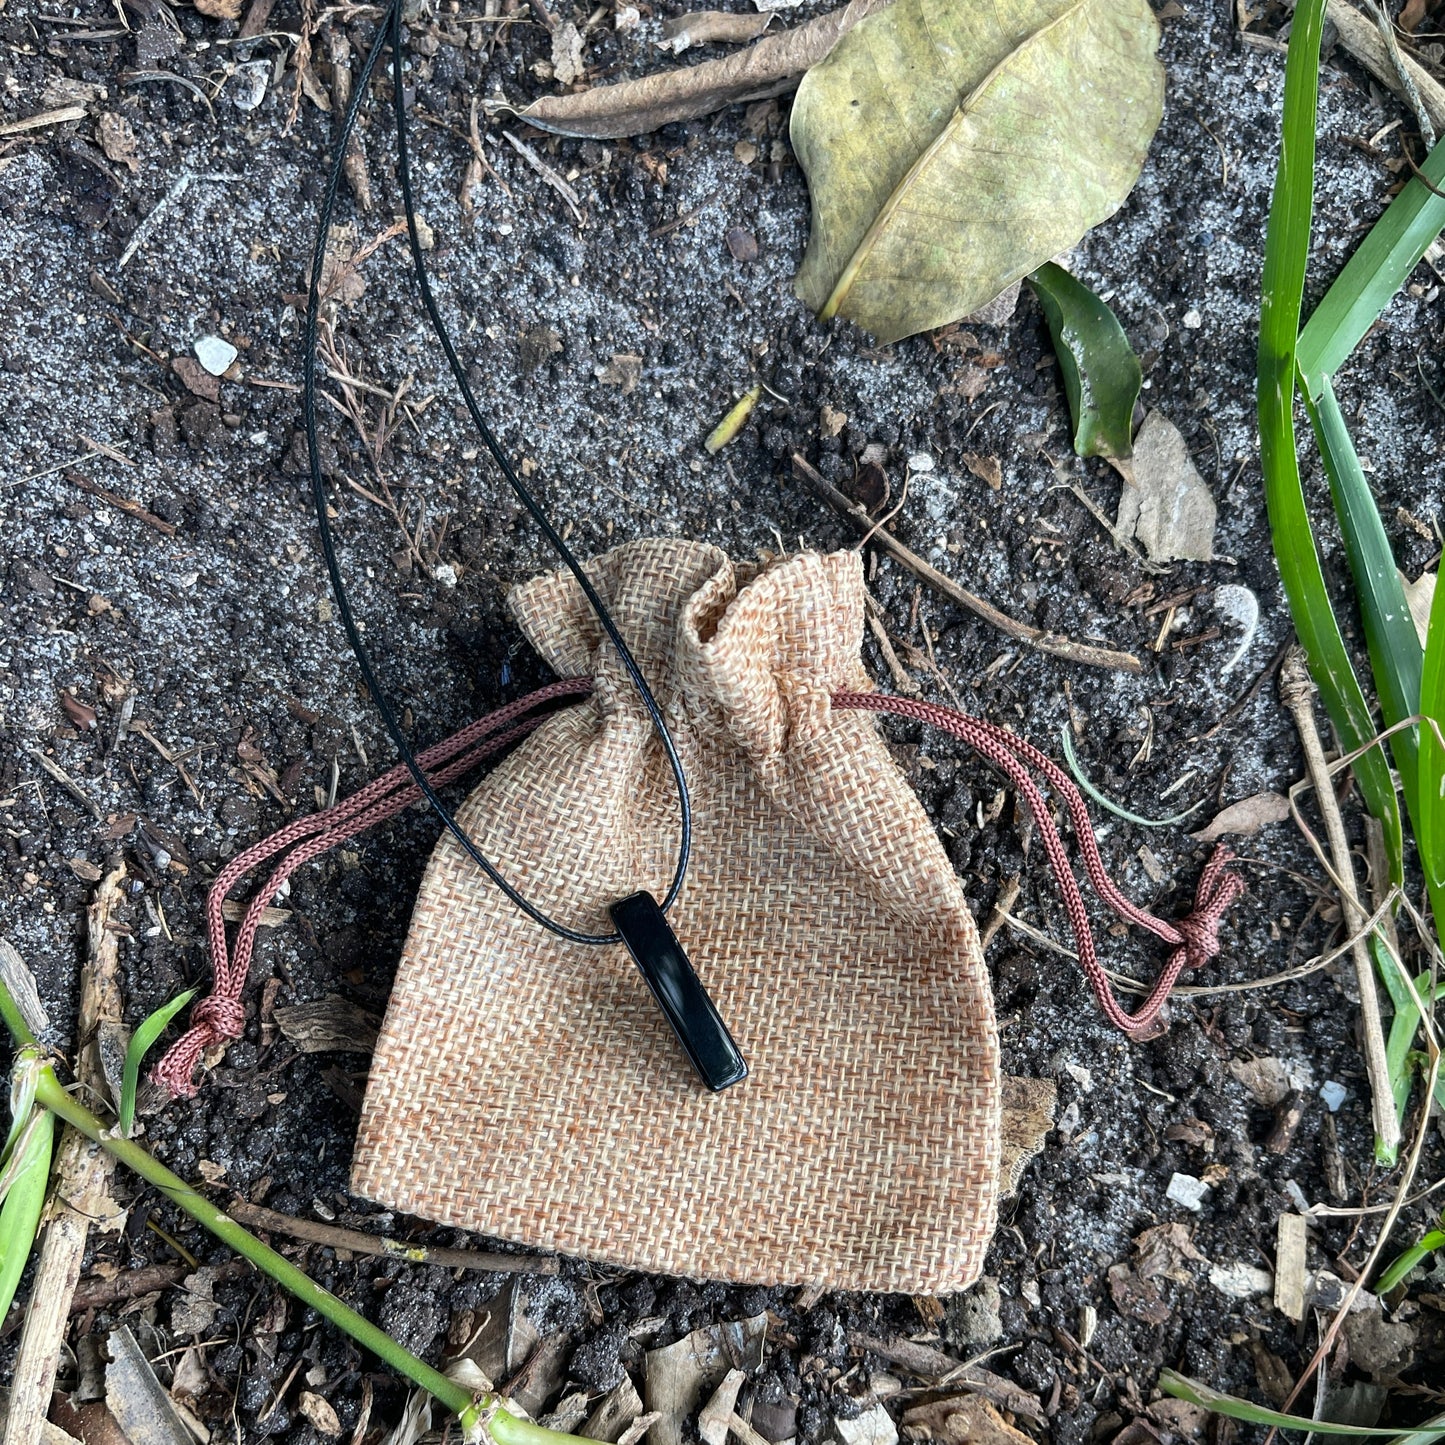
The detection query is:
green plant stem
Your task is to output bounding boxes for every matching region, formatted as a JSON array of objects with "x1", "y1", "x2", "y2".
[{"x1": 29, "y1": 1066, "x2": 584, "y2": 1445}]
